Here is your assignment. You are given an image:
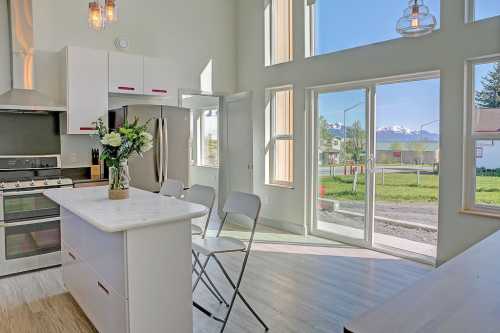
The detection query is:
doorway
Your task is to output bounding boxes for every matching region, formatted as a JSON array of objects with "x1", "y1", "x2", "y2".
[{"x1": 310, "y1": 73, "x2": 440, "y2": 263}]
